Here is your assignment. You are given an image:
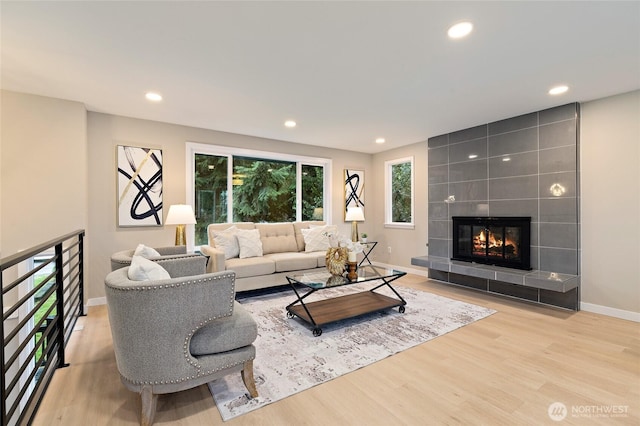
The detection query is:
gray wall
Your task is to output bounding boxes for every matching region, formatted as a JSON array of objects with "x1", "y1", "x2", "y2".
[
  {"x1": 370, "y1": 141, "x2": 429, "y2": 268},
  {"x1": 427, "y1": 103, "x2": 579, "y2": 275},
  {"x1": 0, "y1": 91, "x2": 88, "y2": 256},
  {"x1": 580, "y1": 90, "x2": 639, "y2": 314}
]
